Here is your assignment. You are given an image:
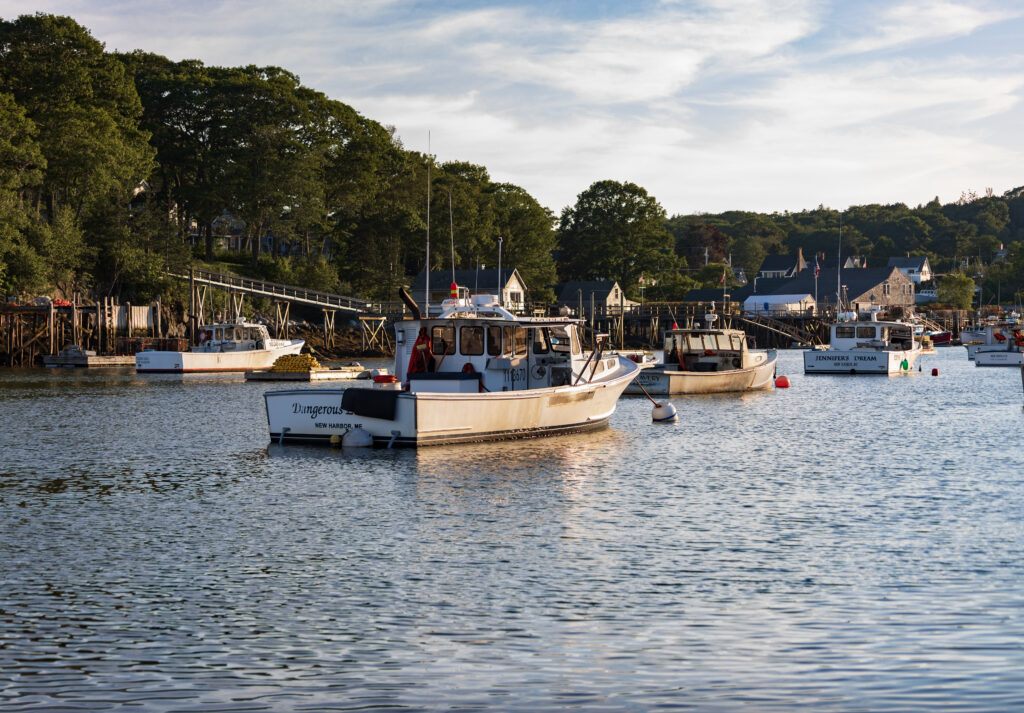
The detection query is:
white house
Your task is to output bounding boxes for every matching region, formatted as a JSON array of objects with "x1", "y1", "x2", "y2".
[{"x1": 887, "y1": 256, "x2": 932, "y2": 284}]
